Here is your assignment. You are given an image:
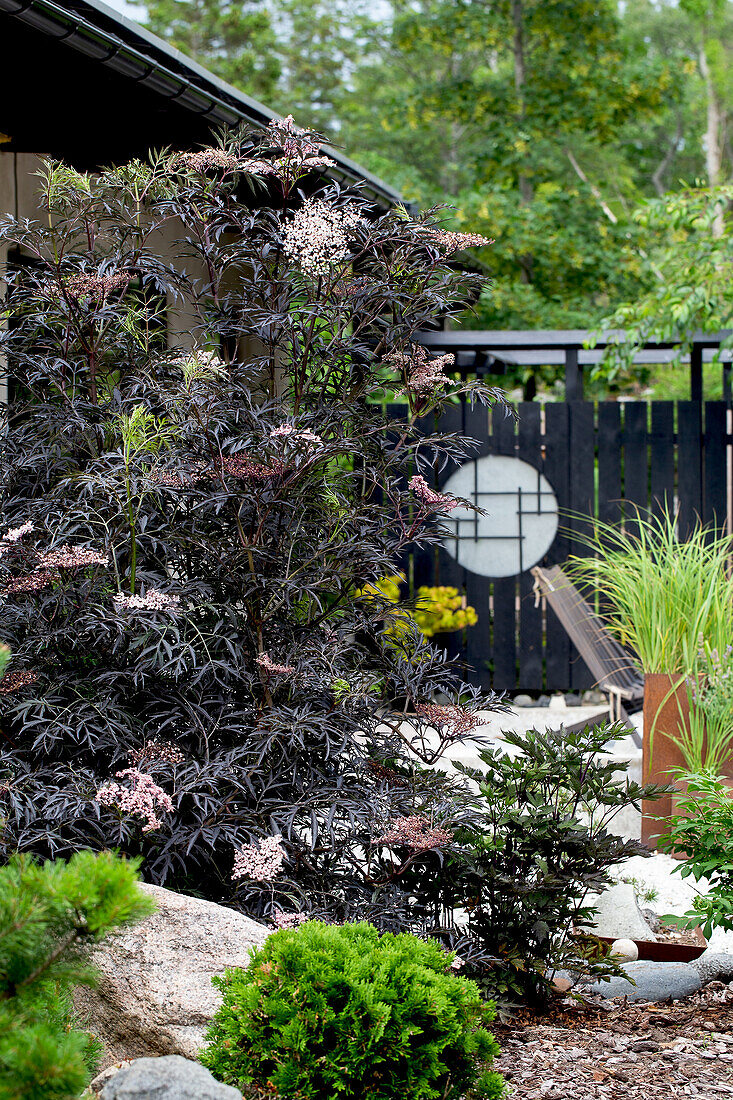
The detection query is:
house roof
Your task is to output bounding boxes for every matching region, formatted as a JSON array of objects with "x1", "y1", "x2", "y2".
[{"x1": 0, "y1": 0, "x2": 402, "y2": 208}]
